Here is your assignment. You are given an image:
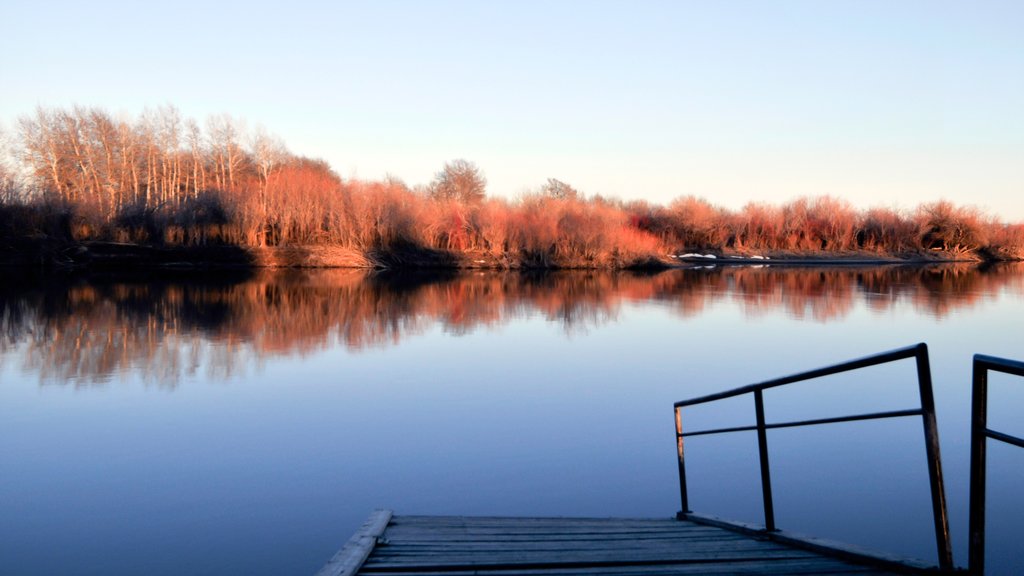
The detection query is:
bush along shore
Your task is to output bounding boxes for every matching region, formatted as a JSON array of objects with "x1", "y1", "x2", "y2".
[
  {"x1": 0, "y1": 221, "x2": 1015, "y2": 272},
  {"x1": 2, "y1": 106, "x2": 1022, "y2": 270}
]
